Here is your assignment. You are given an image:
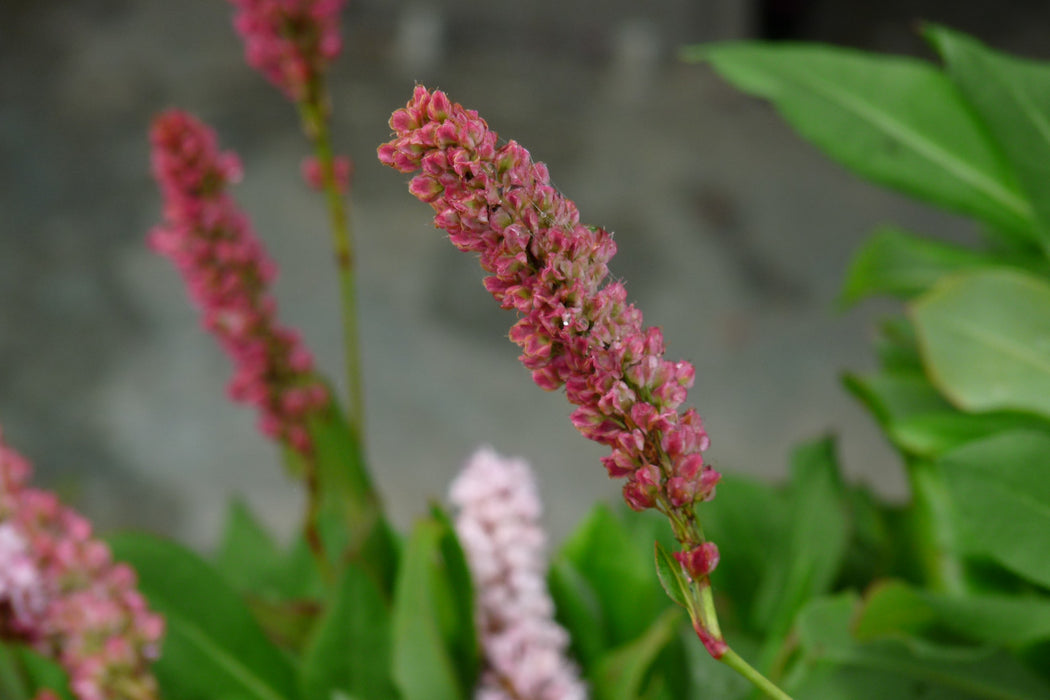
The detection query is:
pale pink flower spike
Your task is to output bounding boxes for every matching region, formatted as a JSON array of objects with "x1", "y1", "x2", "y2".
[{"x1": 450, "y1": 447, "x2": 587, "y2": 700}]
